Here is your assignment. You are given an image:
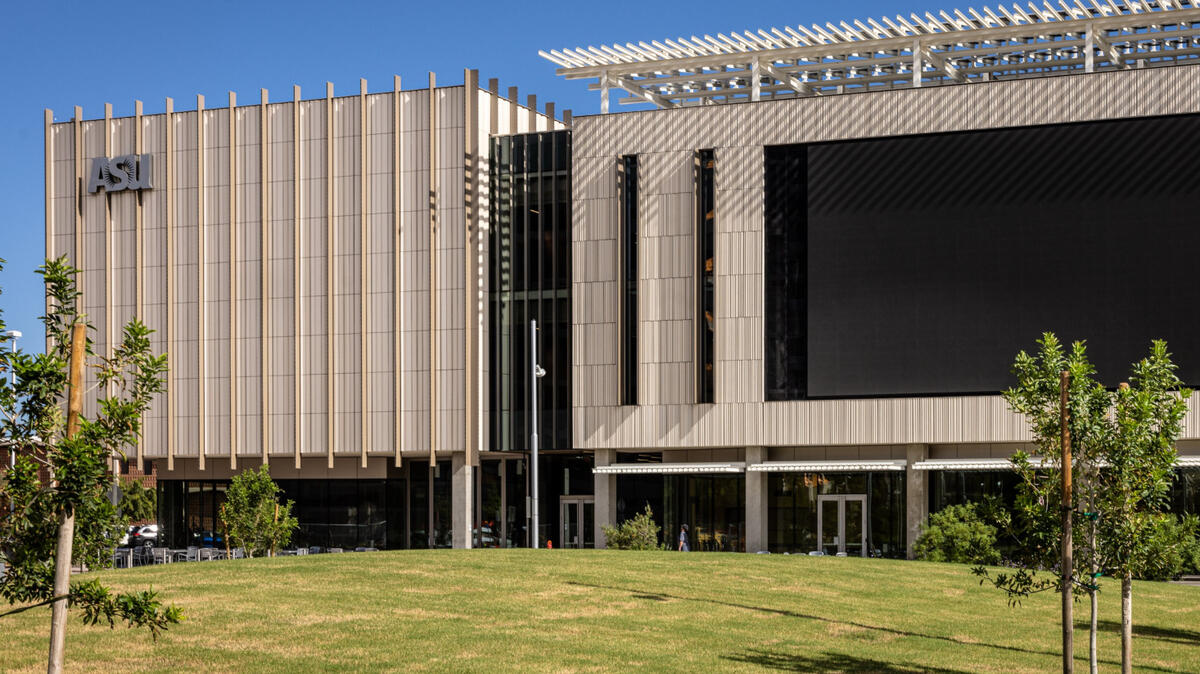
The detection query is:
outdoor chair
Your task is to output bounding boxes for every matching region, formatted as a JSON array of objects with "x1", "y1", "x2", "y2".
[
  {"x1": 294, "y1": 547, "x2": 308, "y2": 555},
  {"x1": 328, "y1": 547, "x2": 343, "y2": 553},
  {"x1": 309, "y1": 546, "x2": 322, "y2": 555},
  {"x1": 807, "y1": 551, "x2": 825, "y2": 556}
]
